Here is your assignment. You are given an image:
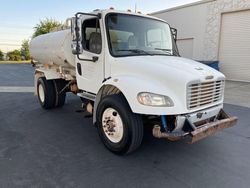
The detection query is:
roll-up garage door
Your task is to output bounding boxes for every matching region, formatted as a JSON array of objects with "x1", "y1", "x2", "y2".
[{"x1": 219, "y1": 10, "x2": 250, "y2": 82}]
